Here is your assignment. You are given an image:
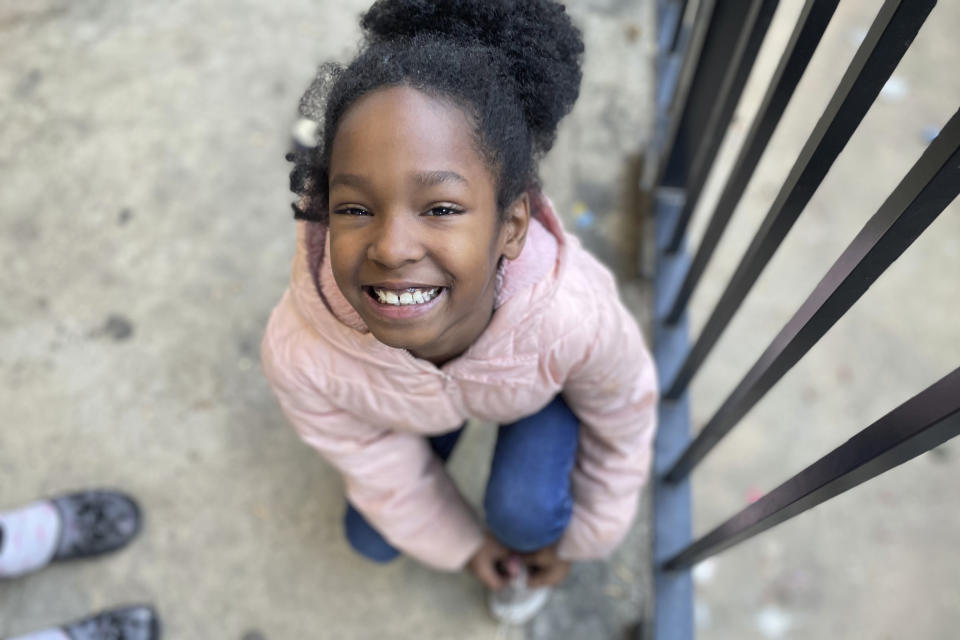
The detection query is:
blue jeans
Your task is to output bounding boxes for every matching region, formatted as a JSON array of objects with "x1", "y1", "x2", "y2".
[{"x1": 344, "y1": 395, "x2": 580, "y2": 562}]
